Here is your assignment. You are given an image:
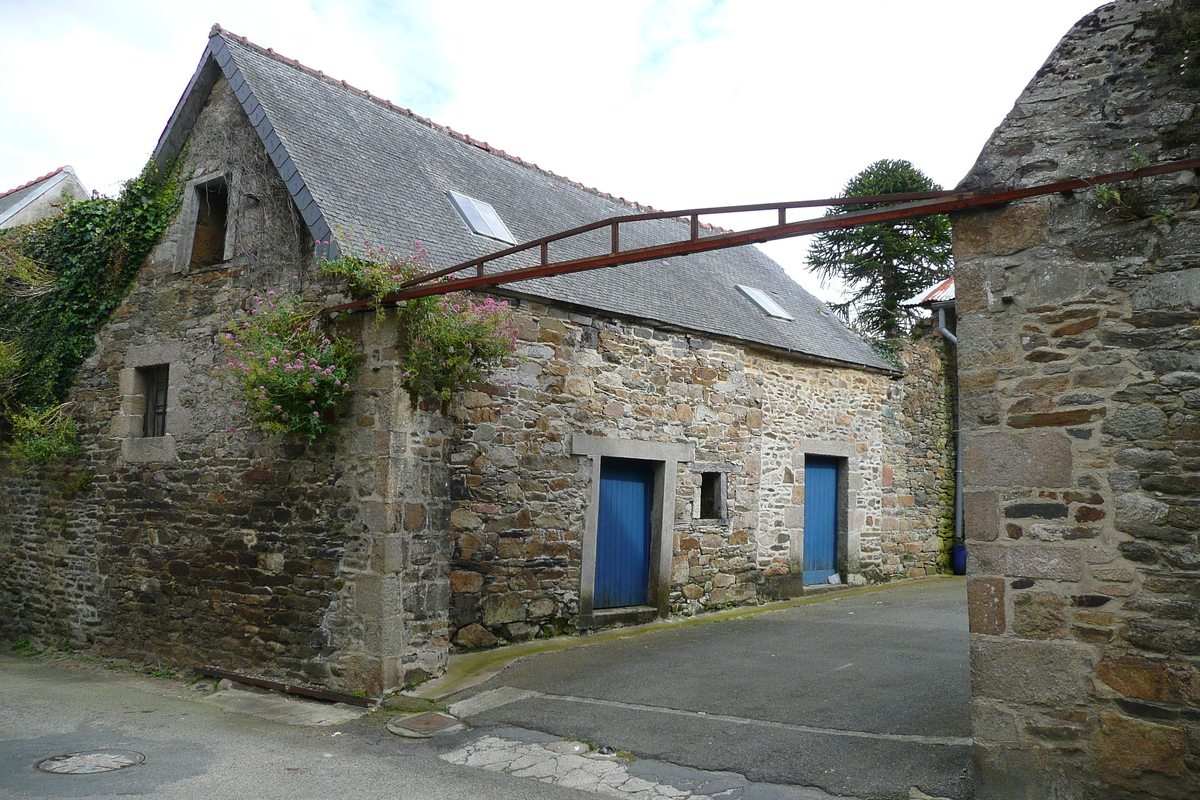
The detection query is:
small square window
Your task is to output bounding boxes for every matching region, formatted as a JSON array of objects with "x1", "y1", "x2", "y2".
[
  {"x1": 140, "y1": 364, "x2": 169, "y2": 437},
  {"x1": 699, "y1": 472, "x2": 726, "y2": 520}
]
